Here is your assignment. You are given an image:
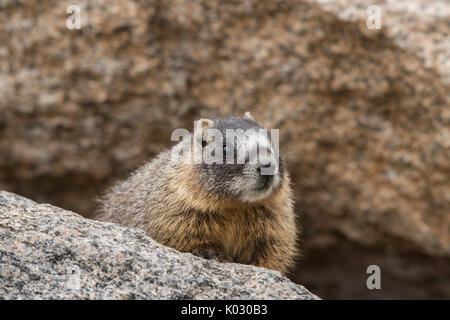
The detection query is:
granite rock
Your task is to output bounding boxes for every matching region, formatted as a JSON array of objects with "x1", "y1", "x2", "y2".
[
  {"x1": 305, "y1": 0, "x2": 450, "y2": 84},
  {"x1": 0, "y1": 190, "x2": 318, "y2": 300}
]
